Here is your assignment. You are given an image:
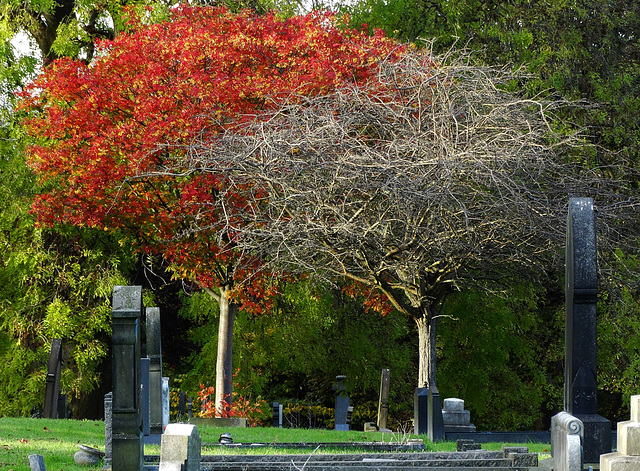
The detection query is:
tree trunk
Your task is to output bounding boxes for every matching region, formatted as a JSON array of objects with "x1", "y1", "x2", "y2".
[
  {"x1": 416, "y1": 314, "x2": 438, "y2": 389},
  {"x1": 215, "y1": 286, "x2": 237, "y2": 412}
]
